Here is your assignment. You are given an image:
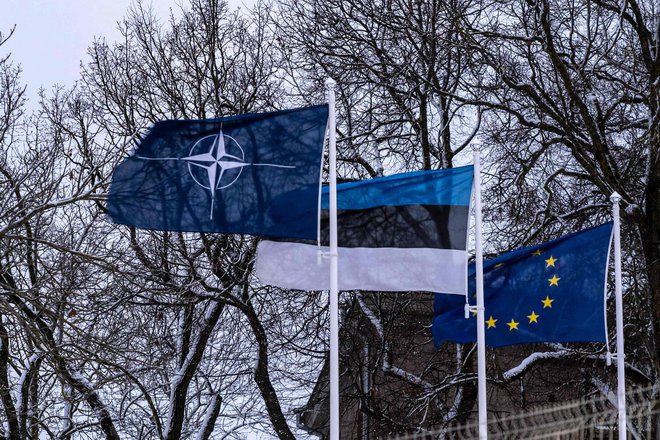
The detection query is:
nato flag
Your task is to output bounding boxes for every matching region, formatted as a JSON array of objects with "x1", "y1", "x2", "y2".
[
  {"x1": 108, "y1": 105, "x2": 328, "y2": 239},
  {"x1": 432, "y1": 223, "x2": 613, "y2": 347}
]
